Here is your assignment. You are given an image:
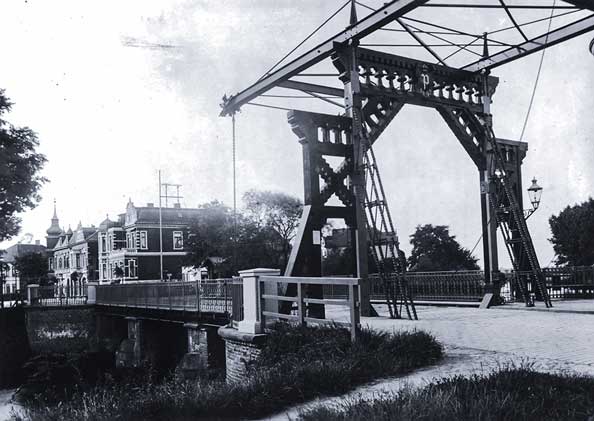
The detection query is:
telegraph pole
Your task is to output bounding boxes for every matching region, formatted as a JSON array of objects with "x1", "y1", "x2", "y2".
[{"x1": 158, "y1": 170, "x2": 163, "y2": 281}]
